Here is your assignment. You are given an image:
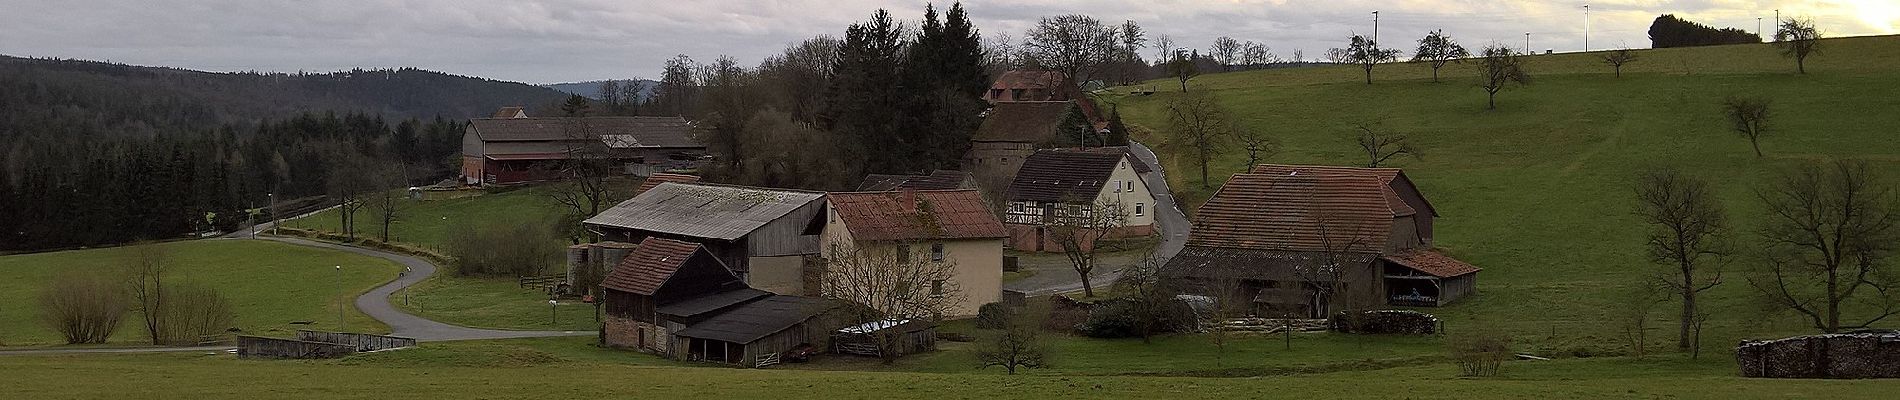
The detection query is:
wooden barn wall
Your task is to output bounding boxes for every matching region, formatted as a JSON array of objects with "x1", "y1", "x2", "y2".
[{"x1": 746, "y1": 200, "x2": 825, "y2": 257}]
